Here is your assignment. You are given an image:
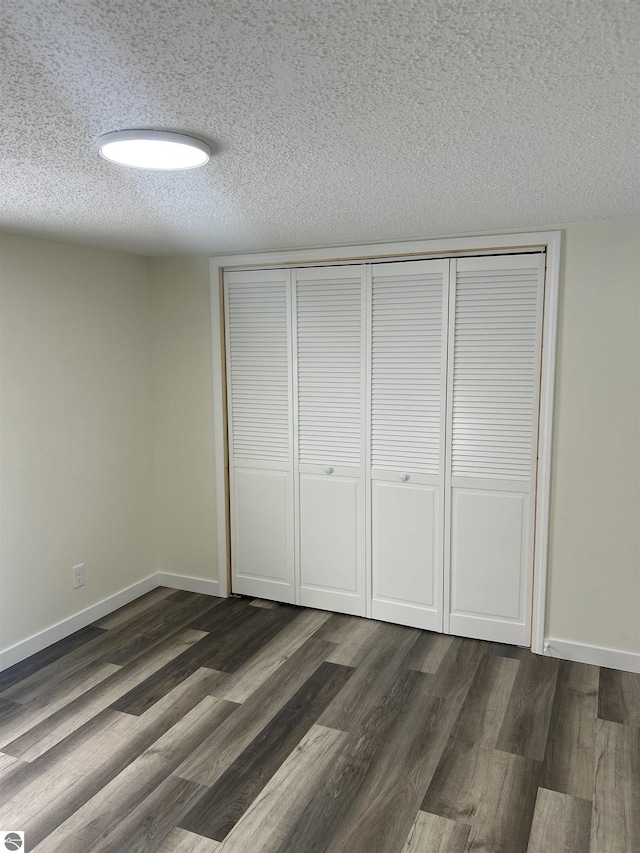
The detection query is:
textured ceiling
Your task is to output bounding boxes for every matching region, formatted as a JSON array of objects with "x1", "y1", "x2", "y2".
[{"x1": 0, "y1": 0, "x2": 638, "y2": 256}]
